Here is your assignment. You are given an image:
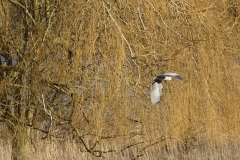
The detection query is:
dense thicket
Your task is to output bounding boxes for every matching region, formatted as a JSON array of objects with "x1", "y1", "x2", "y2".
[{"x1": 0, "y1": 0, "x2": 240, "y2": 159}]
